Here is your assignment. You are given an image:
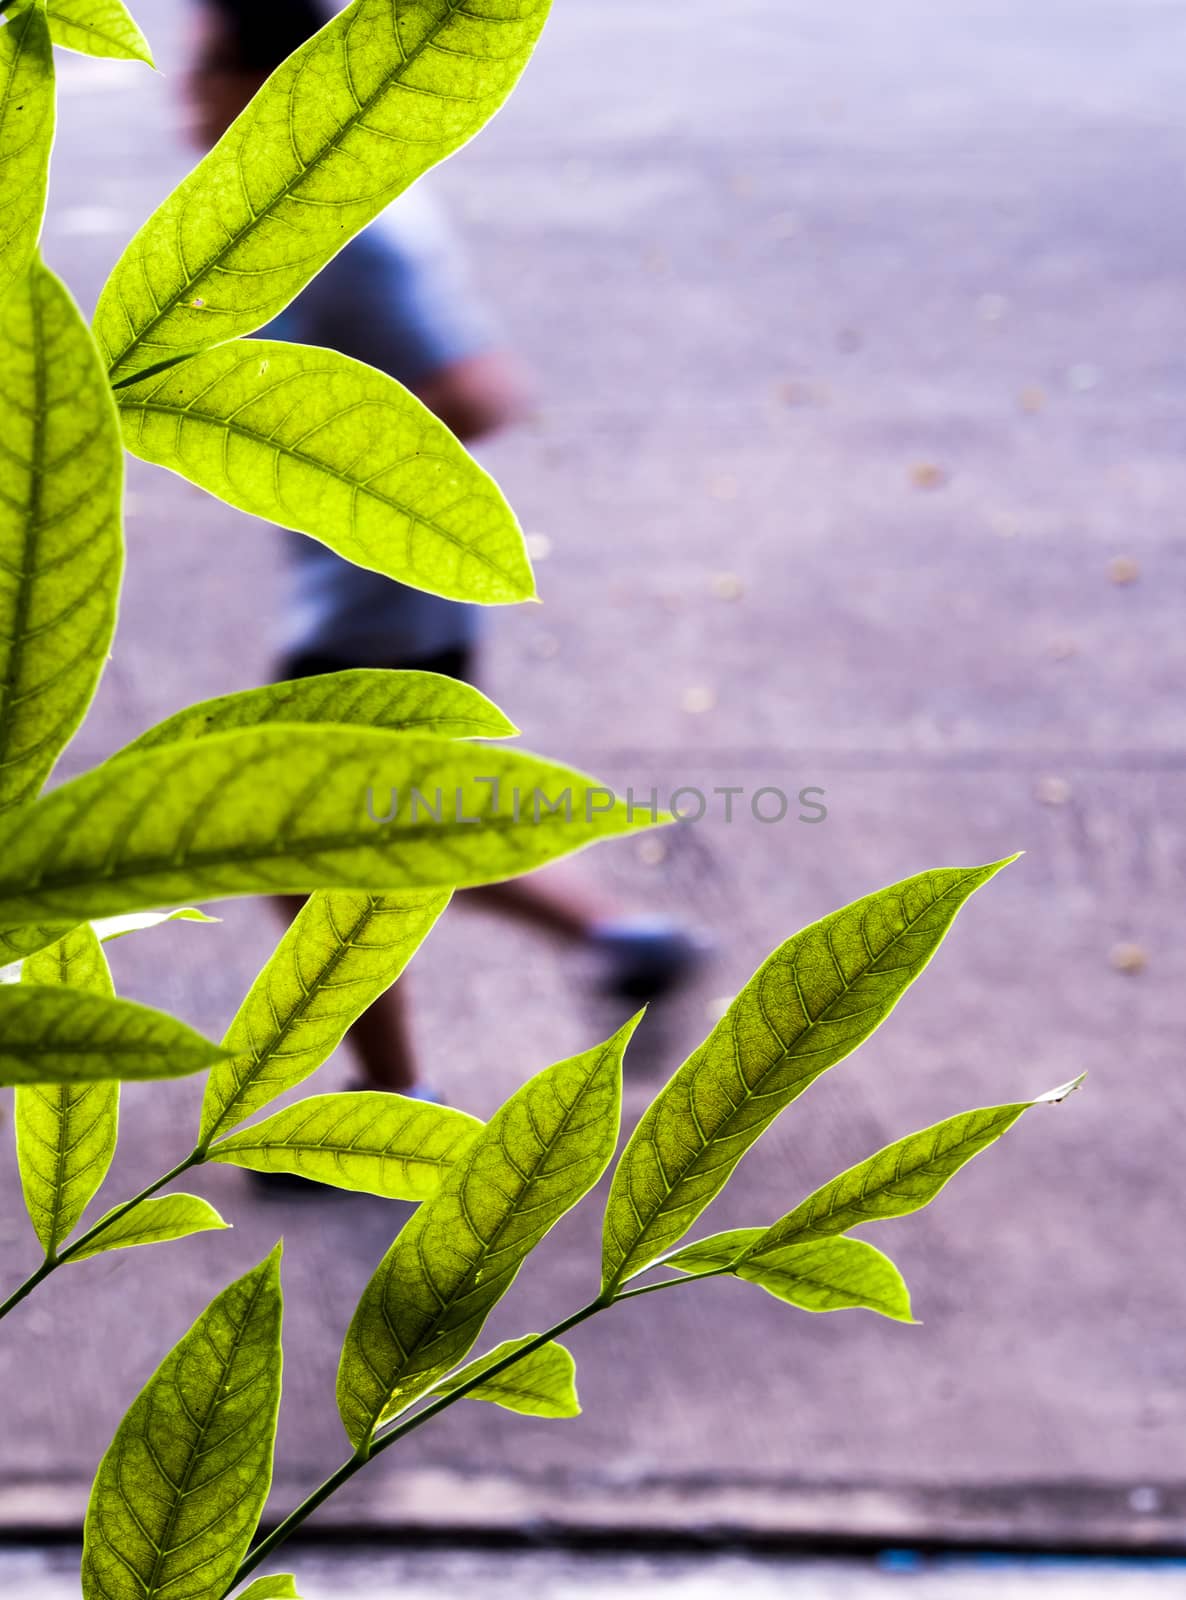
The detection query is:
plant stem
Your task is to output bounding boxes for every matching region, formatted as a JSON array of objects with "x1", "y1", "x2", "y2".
[
  {"x1": 227, "y1": 1294, "x2": 611, "y2": 1593},
  {"x1": 0, "y1": 1254, "x2": 55, "y2": 1320},
  {"x1": 0, "y1": 1146, "x2": 205, "y2": 1323},
  {"x1": 611, "y1": 1270, "x2": 727, "y2": 1301},
  {"x1": 228, "y1": 1265, "x2": 737, "y2": 1593}
]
